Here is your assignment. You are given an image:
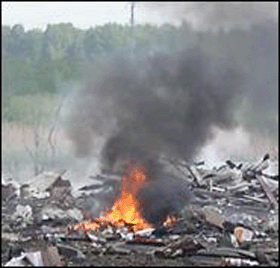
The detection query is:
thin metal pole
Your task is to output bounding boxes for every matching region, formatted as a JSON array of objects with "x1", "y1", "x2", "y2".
[{"x1": 130, "y1": 2, "x2": 135, "y2": 58}]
